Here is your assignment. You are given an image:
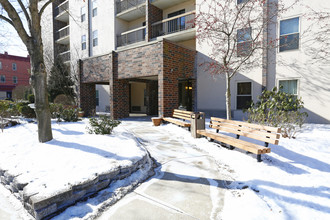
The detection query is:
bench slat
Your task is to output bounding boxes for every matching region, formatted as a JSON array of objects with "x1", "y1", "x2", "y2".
[
  {"x1": 210, "y1": 124, "x2": 279, "y2": 145},
  {"x1": 163, "y1": 117, "x2": 190, "y2": 127},
  {"x1": 197, "y1": 130, "x2": 271, "y2": 154},
  {"x1": 210, "y1": 117, "x2": 281, "y2": 133}
]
